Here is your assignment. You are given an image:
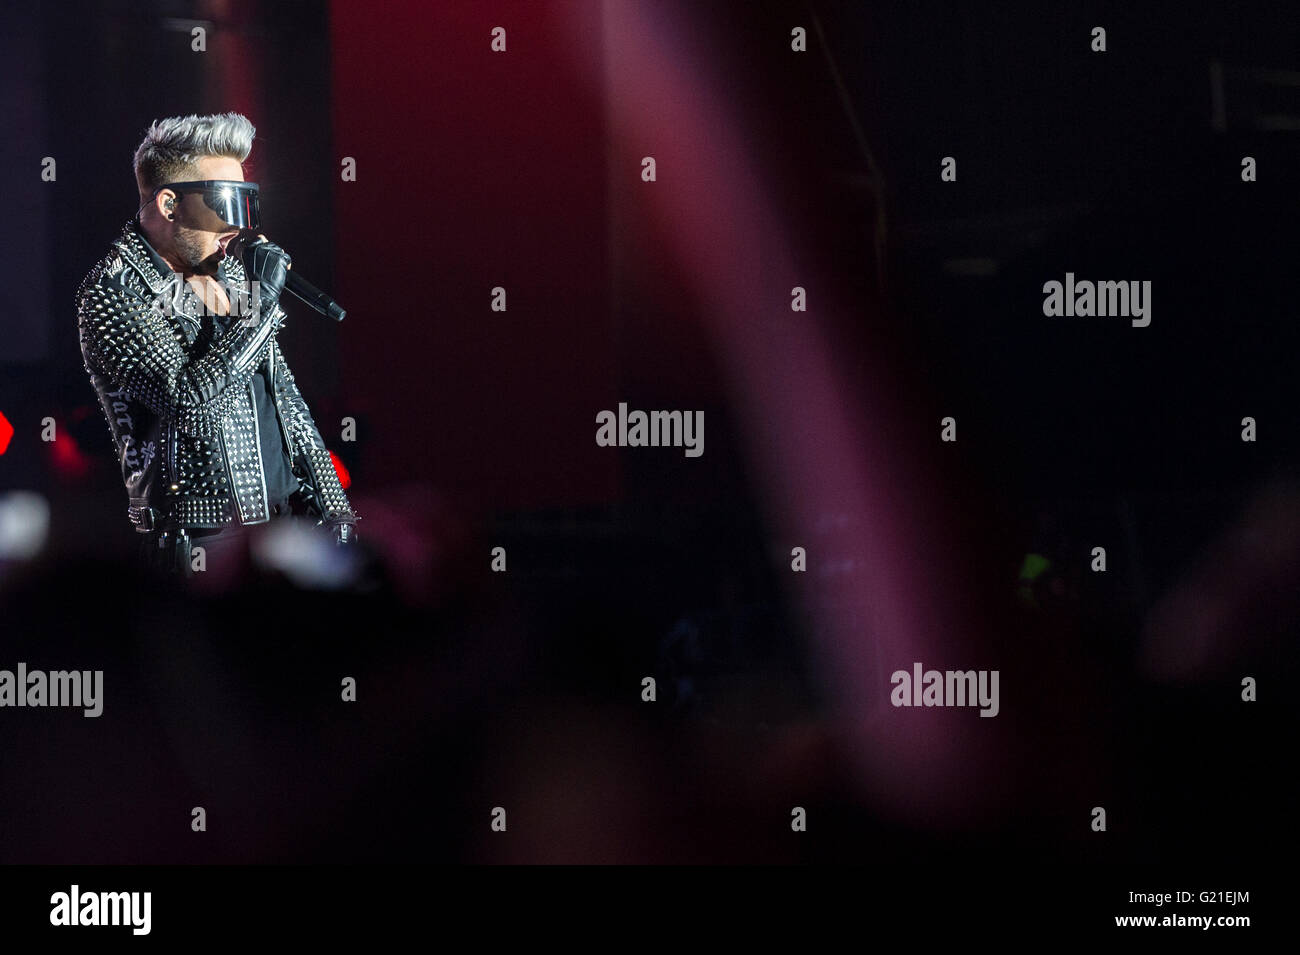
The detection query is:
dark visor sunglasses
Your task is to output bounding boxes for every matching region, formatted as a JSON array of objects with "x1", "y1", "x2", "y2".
[{"x1": 152, "y1": 179, "x2": 260, "y2": 231}]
